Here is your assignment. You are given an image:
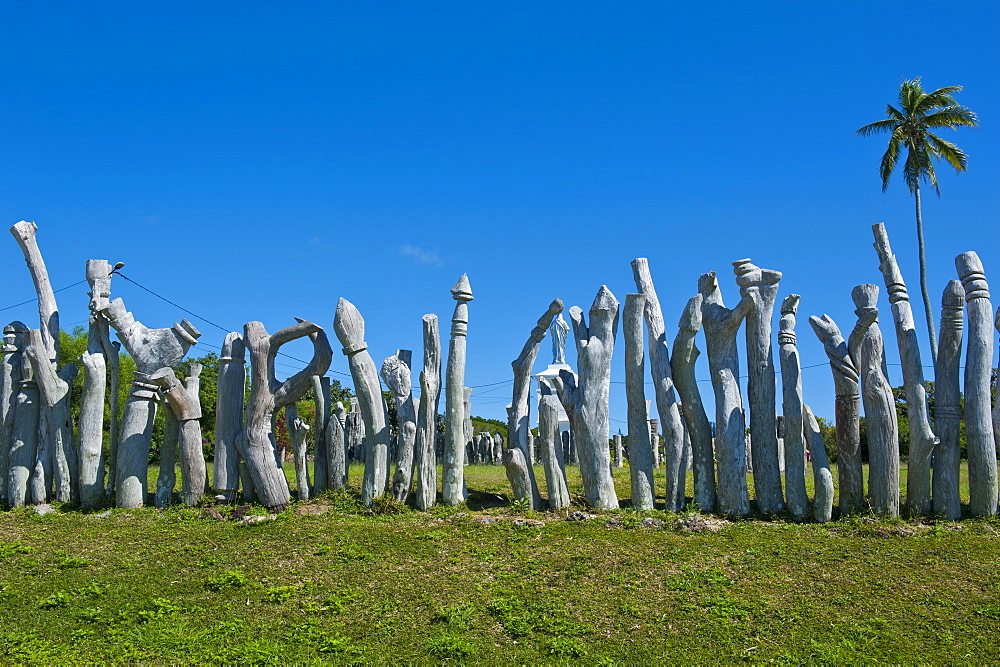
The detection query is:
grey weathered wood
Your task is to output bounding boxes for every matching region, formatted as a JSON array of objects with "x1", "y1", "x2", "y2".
[
  {"x1": 933, "y1": 280, "x2": 964, "y2": 520},
  {"x1": 312, "y1": 375, "x2": 329, "y2": 494},
  {"x1": 79, "y1": 259, "x2": 113, "y2": 509},
  {"x1": 778, "y1": 295, "x2": 808, "y2": 520},
  {"x1": 24, "y1": 328, "x2": 78, "y2": 504},
  {"x1": 956, "y1": 251, "x2": 998, "y2": 517},
  {"x1": 151, "y1": 364, "x2": 207, "y2": 506},
  {"x1": 508, "y1": 298, "x2": 563, "y2": 508},
  {"x1": 442, "y1": 275, "x2": 473, "y2": 506},
  {"x1": 214, "y1": 332, "x2": 246, "y2": 500},
  {"x1": 156, "y1": 403, "x2": 180, "y2": 508},
  {"x1": 849, "y1": 284, "x2": 899, "y2": 517},
  {"x1": 345, "y1": 398, "x2": 365, "y2": 464},
  {"x1": 502, "y1": 445, "x2": 532, "y2": 505},
  {"x1": 631, "y1": 258, "x2": 685, "y2": 511},
  {"x1": 808, "y1": 313, "x2": 864, "y2": 515},
  {"x1": 242, "y1": 319, "x2": 332, "y2": 511},
  {"x1": 872, "y1": 223, "x2": 938, "y2": 516},
  {"x1": 328, "y1": 400, "x2": 347, "y2": 490},
  {"x1": 803, "y1": 404, "x2": 834, "y2": 522},
  {"x1": 553, "y1": 286, "x2": 619, "y2": 510},
  {"x1": 538, "y1": 380, "x2": 570, "y2": 509},
  {"x1": 733, "y1": 259, "x2": 784, "y2": 513},
  {"x1": 10, "y1": 222, "x2": 59, "y2": 363},
  {"x1": 699, "y1": 271, "x2": 755, "y2": 516},
  {"x1": 624, "y1": 293, "x2": 655, "y2": 511},
  {"x1": 285, "y1": 403, "x2": 311, "y2": 501},
  {"x1": 994, "y1": 307, "x2": 1000, "y2": 460},
  {"x1": 1, "y1": 322, "x2": 28, "y2": 505},
  {"x1": 334, "y1": 298, "x2": 389, "y2": 507},
  {"x1": 102, "y1": 297, "x2": 202, "y2": 508},
  {"x1": 494, "y1": 432, "x2": 504, "y2": 465},
  {"x1": 613, "y1": 433, "x2": 624, "y2": 468},
  {"x1": 382, "y1": 350, "x2": 417, "y2": 502},
  {"x1": 4, "y1": 324, "x2": 34, "y2": 507},
  {"x1": 672, "y1": 294, "x2": 715, "y2": 512},
  {"x1": 415, "y1": 314, "x2": 441, "y2": 510}
]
